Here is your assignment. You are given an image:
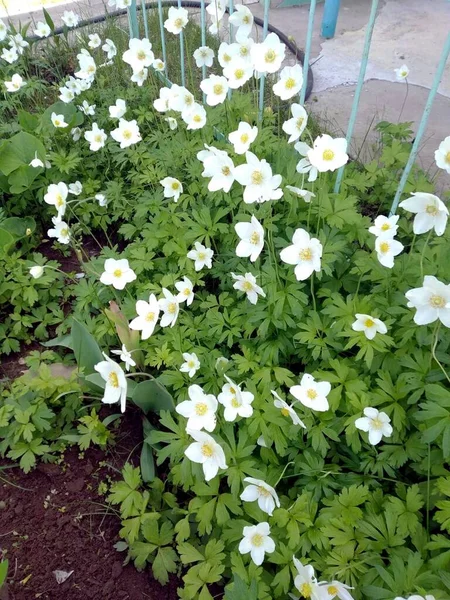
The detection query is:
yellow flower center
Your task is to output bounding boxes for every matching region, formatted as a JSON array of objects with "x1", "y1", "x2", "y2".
[
  {"x1": 123, "y1": 130, "x2": 132, "y2": 140},
  {"x1": 379, "y1": 241, "x2": 390, "y2": 254},
  {"x1": 185, "y1": 95, "x2": 193, "y2": 105},
  {"x1": 55, "y1": 120, "x2": 61, "y2": 126},
  {"x1": 61, "y1": 228, "x2": 69, "y2": 237},
  {"x1": 285, "y1": 77, "x2": 296, "y2": 89},
  {"x1": 183, "y1": 287, "x2": 191, "y2": 296},
  {"x1": 55, "y1": 195, "x2": 64, "y2": 207},
  {"x1": 299, "y1": 248, "x2": 312, "y2": 261},
  {"x1": 168, "y1": 302, "x2": 177, "y2": 314},
  {"x1": 281, "y1": 407, "x2": 290, "y2": 417},
  {"x1": 240, "y1": 133, "x2": 249, "y2": 143},
  {"x1": 223, "y1": 53, "x2": 231, "y2": 63},
  {"x1": 243, "y1": 15, "x2": 250, "y2": 23},
  {"x1": 188, "y1": 360, "x2": 196, "y2": 368},
  {"x1": 146, "y1": 311, "x2": 155, "y2": 322},
  {"x1": 300, "y1": 583, "x2": 312, "y2": 598},
  {"x1": 235, "y1": 68, "x2": 244, "y2": 79},
  {"x1": 257, "y1": 485, "x2": 271, "y2": 497},
  {"x1": 213, "y1": 84, "x2": 224, "y2": 95},
  {"x1": 137, "y1": 50, "x2": 146, "y2": 60},
  {"x1": 445, "y1": 151, "x2": 450, "y2": 164},
  {"x1": 251, "y1": 170, "x2": 263, "y2": 185},
  {"x1": 296, "y1": 117, "x2": 304, "y2": 130},
  {"x1": 171, "y1": 181, "x2": 180, "y2": 190},
  {"x1": 430, "y1": 294, "x2": 446, "y2": 308},
  {"x1": 265, "y1": 49, "x2": 276, "y2": 63},
  {"x1": 328, "y1": 585, "x2": 338, "y2": 595},
  {"x1": 231, "y1": 396, "x2": 241, "y2": 408},
  {"x1": 193, "y1": 114, "x2": 202, "y2": 123},
  {"x1": 306, "y1": 388, "x2": 317, "y2": 400},
  {"x1": 251, "y1": 533, "x2": 264, "y2": 547},
  {"x1": 426, "y1": 204, "x2": 438, "y2": 215},
  {"x1": 401, "y1": 70, "x2": 407, "y2": 77},
  {"x1": 240, "y1": 46, "x2": 248, "y2": 56},
  {"x1": 113, "y1": 269, "x2": 123, "y2": 278},
  {"x1": 229, "y1": 387, "x2": 236, "y2": 394},
  {"x1": 365, "y1": 318, "x2": 375, "y2": 327},
  {"x1": 95, "y1": 134, "x2": 102, "y2": 143},
  {"x1": 381, "y1": 223, "x2": 391, "y2": 231},
  {"x1": 198, "y1": 251, "x2": 206, "y2": 260},
  {"x1": 174, "y1": 17, "x2": 183, "y2": 28},
  {"x1": 87, "y1": 65, "x2": 95, "y2": 73},
  {"x1": 200, "y1": 49, "x2": 208, "y2": 57},
  {"x1": 222, "y1": 166, "x2": 231, "y2": 176},
  {"x1": 372, "y1": 417, "x2": 383, "y2": 430},
  {"x1": 322, "y1": 149, "x2": 335, "y2": 161},
  {"x1": 243, "y1": 281, "x2": 253, "y2": 291},
  {"x1": 109, "y1": 371, "x2": 119, "y2": 388},
  {"x1": 201, "y1": 442, "x2": 214, "y2": 457},
  {"x1": 250, "y1": 231, "x2": 260, "y2": 245},
  {"x1": 195, "y1": 402, "x2": 208, "y2": 415}
]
